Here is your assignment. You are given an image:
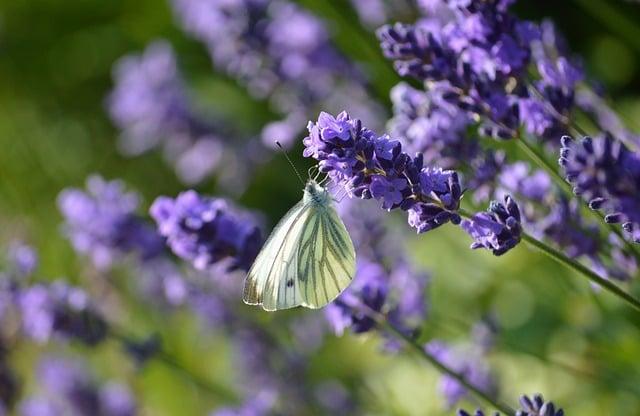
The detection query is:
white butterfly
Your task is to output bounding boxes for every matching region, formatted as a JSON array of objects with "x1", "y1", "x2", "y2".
[{"x1": 243, "y1": 179, "x2": 356, "y2": 311}]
